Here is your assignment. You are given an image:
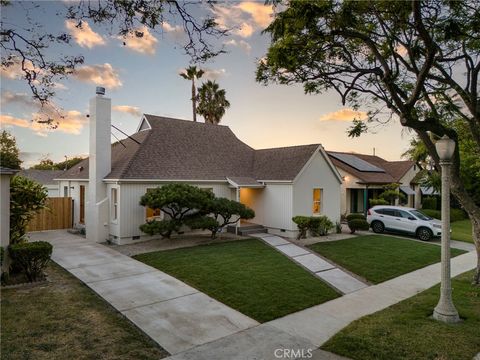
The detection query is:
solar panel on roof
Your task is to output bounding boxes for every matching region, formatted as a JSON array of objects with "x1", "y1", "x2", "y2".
[{"x1": 330, "y1": 153, "x2": 385, "y2": 172}]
